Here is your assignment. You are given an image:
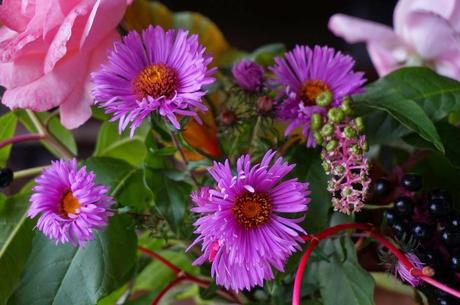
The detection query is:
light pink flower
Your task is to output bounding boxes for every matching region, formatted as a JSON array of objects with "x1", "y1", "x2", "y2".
[
  {"x1": 0, "y1": 0, "x2": 132, "y2": 129},
  {"x1": 329, "y1": 0, "x2": 460, "y2": 79}
]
